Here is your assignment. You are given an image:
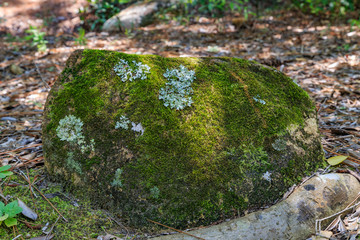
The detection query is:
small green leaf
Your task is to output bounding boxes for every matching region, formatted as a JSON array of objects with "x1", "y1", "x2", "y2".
[
  {"x1": 0, "y1": 171, "x2": 13, "y2": 177},
  {"x1": 0, "y1": 165, "x2": 11, "y2": 172},
  {"x1": 4, "y1": 201, "x2": 23, "y2": 218},
  {"x1": 327, "y1": 155, "x2": 349, "y2": 166},
  {"x1": 0, "y1": 213, "x2": 8, "y2": 221},
  {"x1": 4, "y1": 217, "x2": 17, "y2": 227}
]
